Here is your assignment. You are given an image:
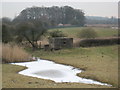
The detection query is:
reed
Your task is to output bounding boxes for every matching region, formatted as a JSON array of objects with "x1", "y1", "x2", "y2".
[{"x1": 2, "y1": 43, "x2": 31, "y2": 63}]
